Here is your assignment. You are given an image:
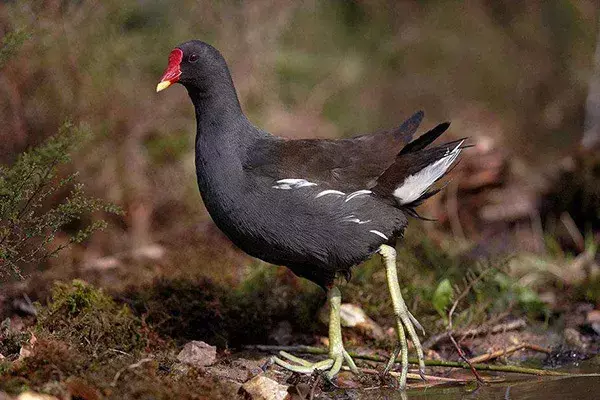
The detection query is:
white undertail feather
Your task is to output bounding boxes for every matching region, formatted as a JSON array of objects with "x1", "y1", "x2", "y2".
[{"x1": 393, "y1": 141, "x2": 464, "y2": 205}]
